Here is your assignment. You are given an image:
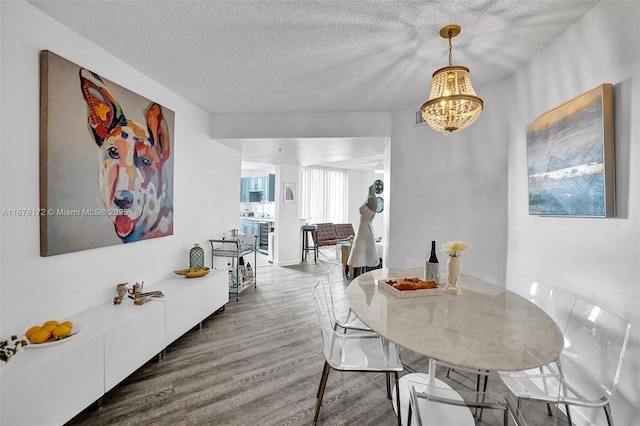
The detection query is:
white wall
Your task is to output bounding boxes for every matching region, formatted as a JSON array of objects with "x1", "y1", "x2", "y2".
[
  {"x1": 0, "y1": 1, "x2": 240, "y2": 335},
  {"x1": 273, "y1": 164, "x2": 301, "y2": 266},
  {"x1": 506, "y1": 3, "x2": 640, "y2": 425},
  {"x1": 387, "y1": 82, "x2": 510, "y2": 284},
  {"x1": 211, "y1": 112, "x2": 391, "y2": 138}
]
